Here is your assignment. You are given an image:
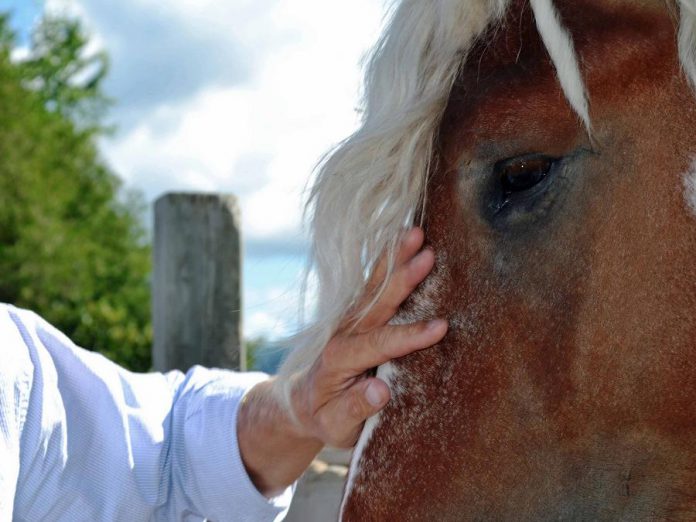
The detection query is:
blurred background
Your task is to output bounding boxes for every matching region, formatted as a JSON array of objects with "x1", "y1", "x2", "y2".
[{"x1": 0, "y1": 0, "x2": 387, "y2": 372}]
